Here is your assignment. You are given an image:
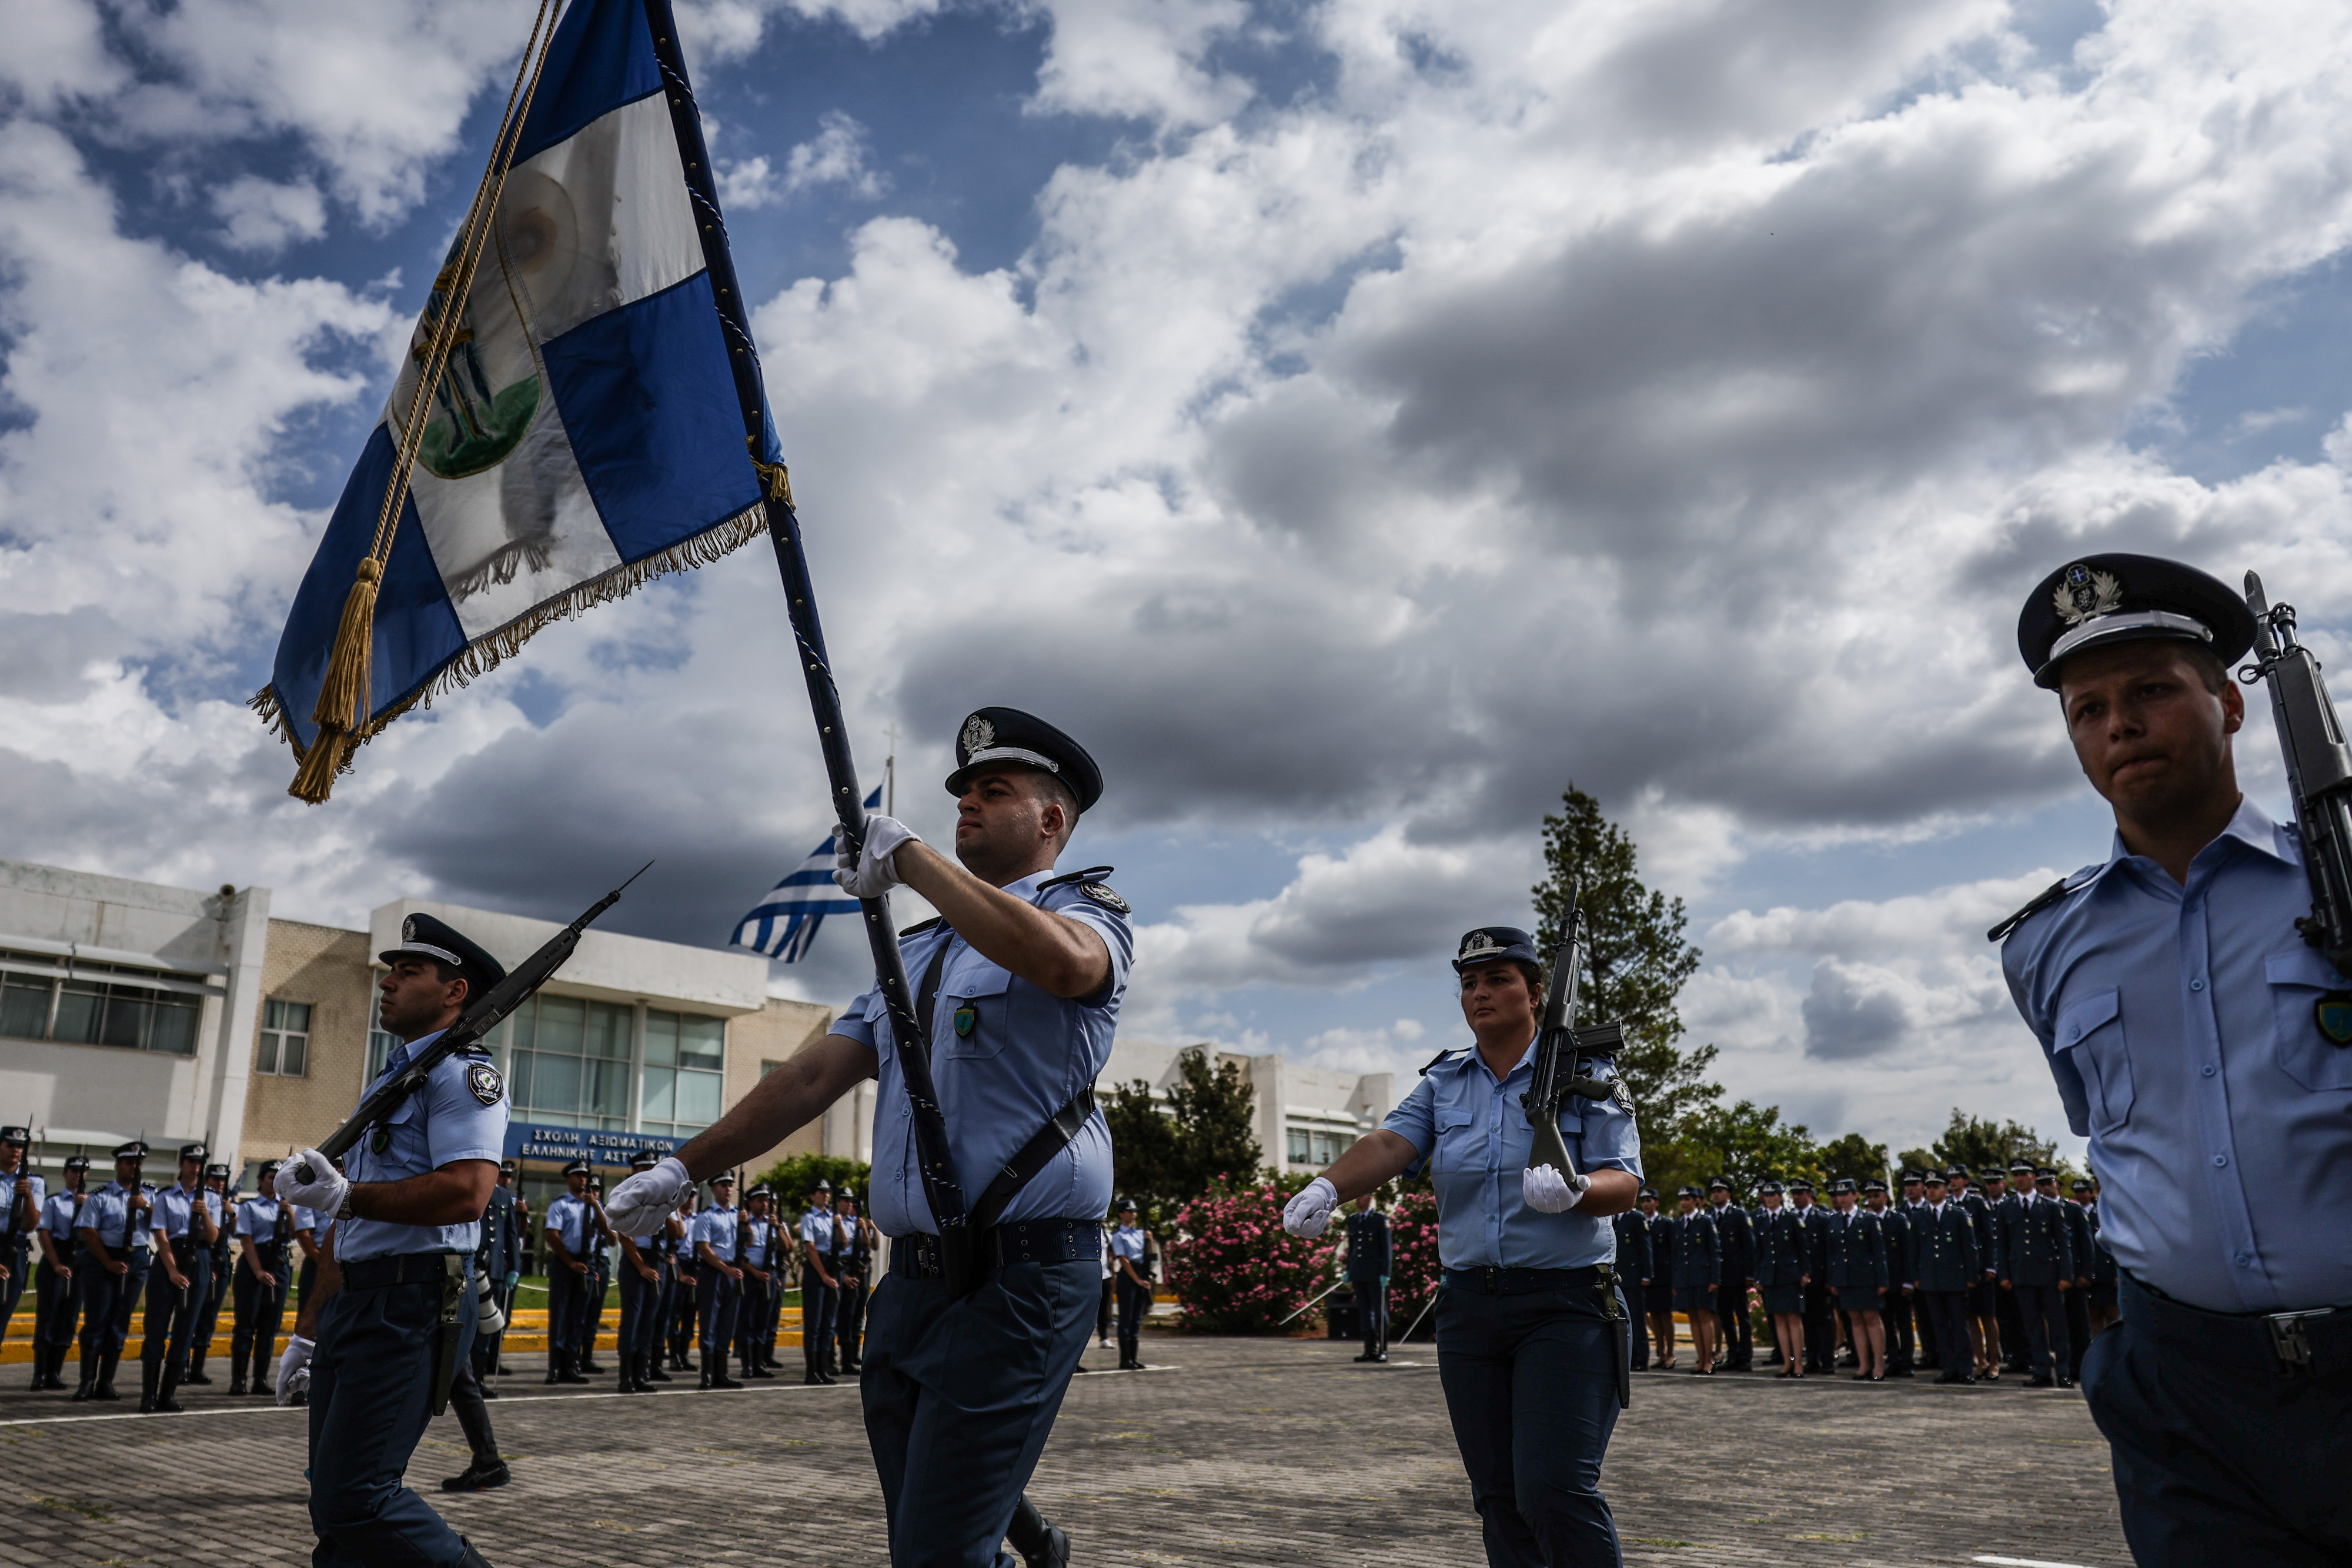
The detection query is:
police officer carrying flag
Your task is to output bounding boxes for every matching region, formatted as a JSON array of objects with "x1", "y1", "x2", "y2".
[
  {"x1": 1284, "y1": 925, "x2": 1641, "y2": 1568},
  {"x1": 273, "y1": 912, "x2": 510, "y2": 1568},
  {"x1": 1995, "y1": 553, "x2": 2352, "y2": 1563},
  {"x1": 607, "y1": 707, "x2": 1128, "y2": 1568}
]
